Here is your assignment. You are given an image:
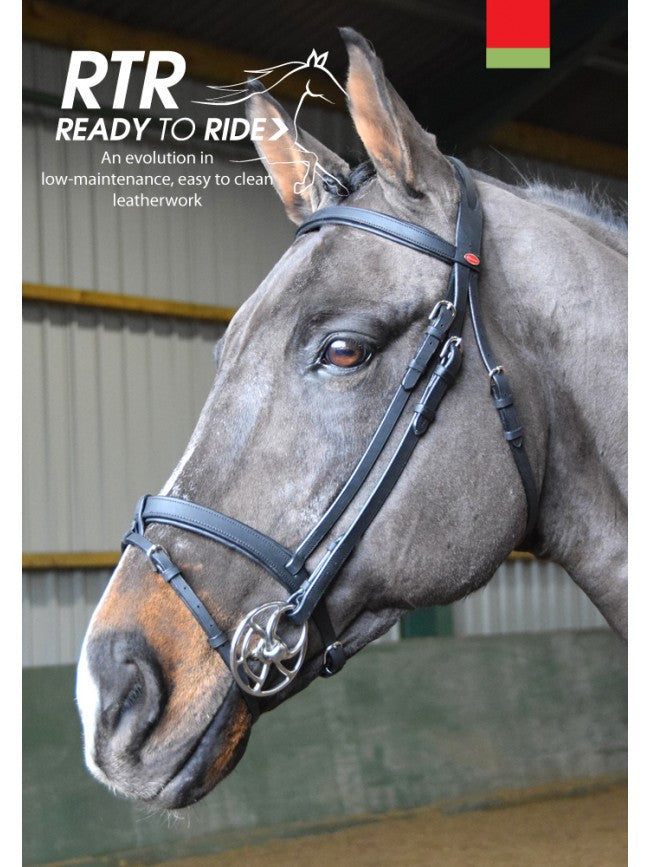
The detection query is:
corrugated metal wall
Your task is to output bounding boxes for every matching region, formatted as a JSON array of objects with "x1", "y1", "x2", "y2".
[
  {"x1": 23, "y1": 41, "x2": 615, "y2": 666},
  {"x1": 453, "y1": 559, "x2": 607, "y2": 636},
  {"x1": 23, "y1": 307, "x2": 224, "y2": 550},
  {"x1": 23, "y1": 568, "x2": 112, "y2": 667}
]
